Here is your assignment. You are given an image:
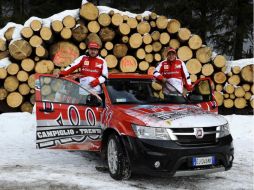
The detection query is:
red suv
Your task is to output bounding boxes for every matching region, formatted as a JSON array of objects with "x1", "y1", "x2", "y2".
[{"x1": 35, "y1": 73, "x2": 234, "y2": 180}]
